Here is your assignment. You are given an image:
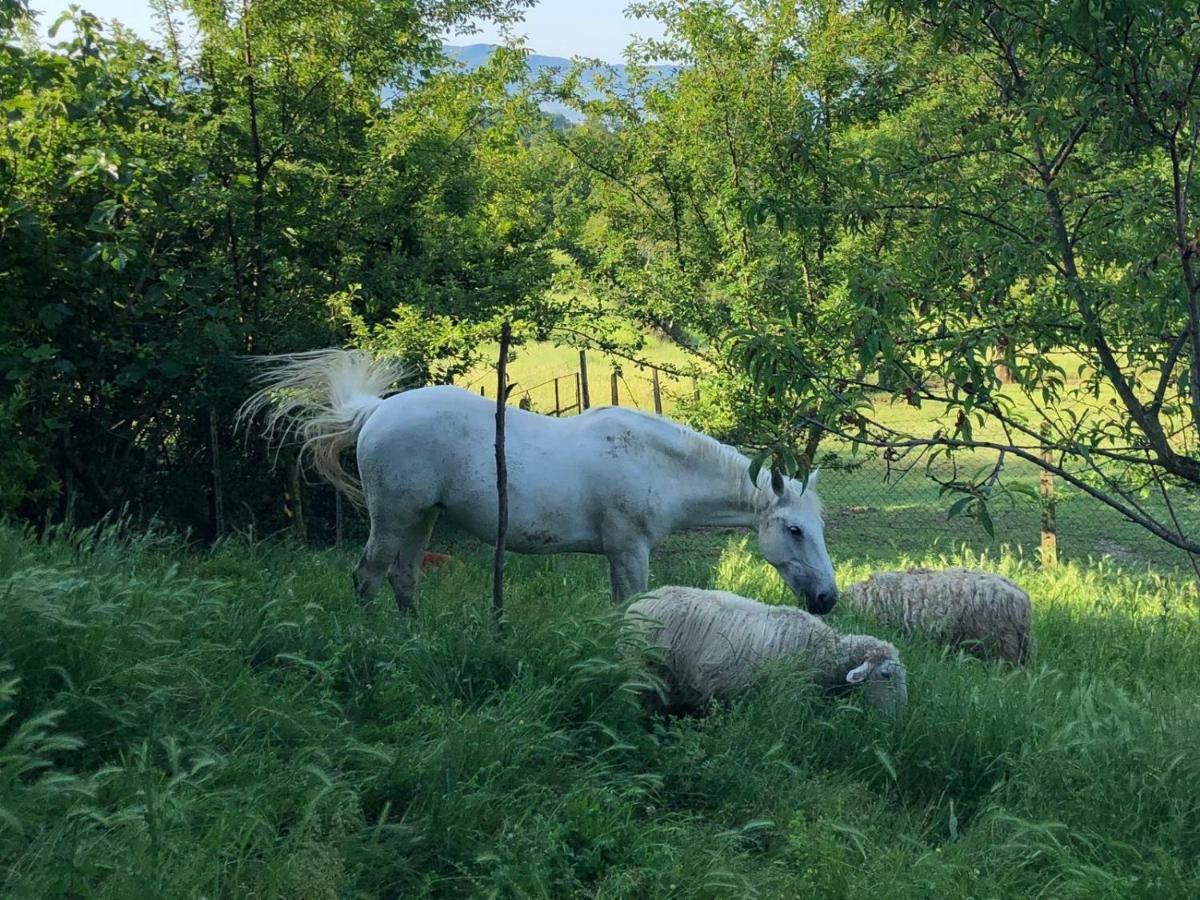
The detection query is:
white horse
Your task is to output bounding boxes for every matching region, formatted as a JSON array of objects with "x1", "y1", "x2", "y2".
[{"x1": 242, "y1": 349, "x2": 838, "y2": 614}]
